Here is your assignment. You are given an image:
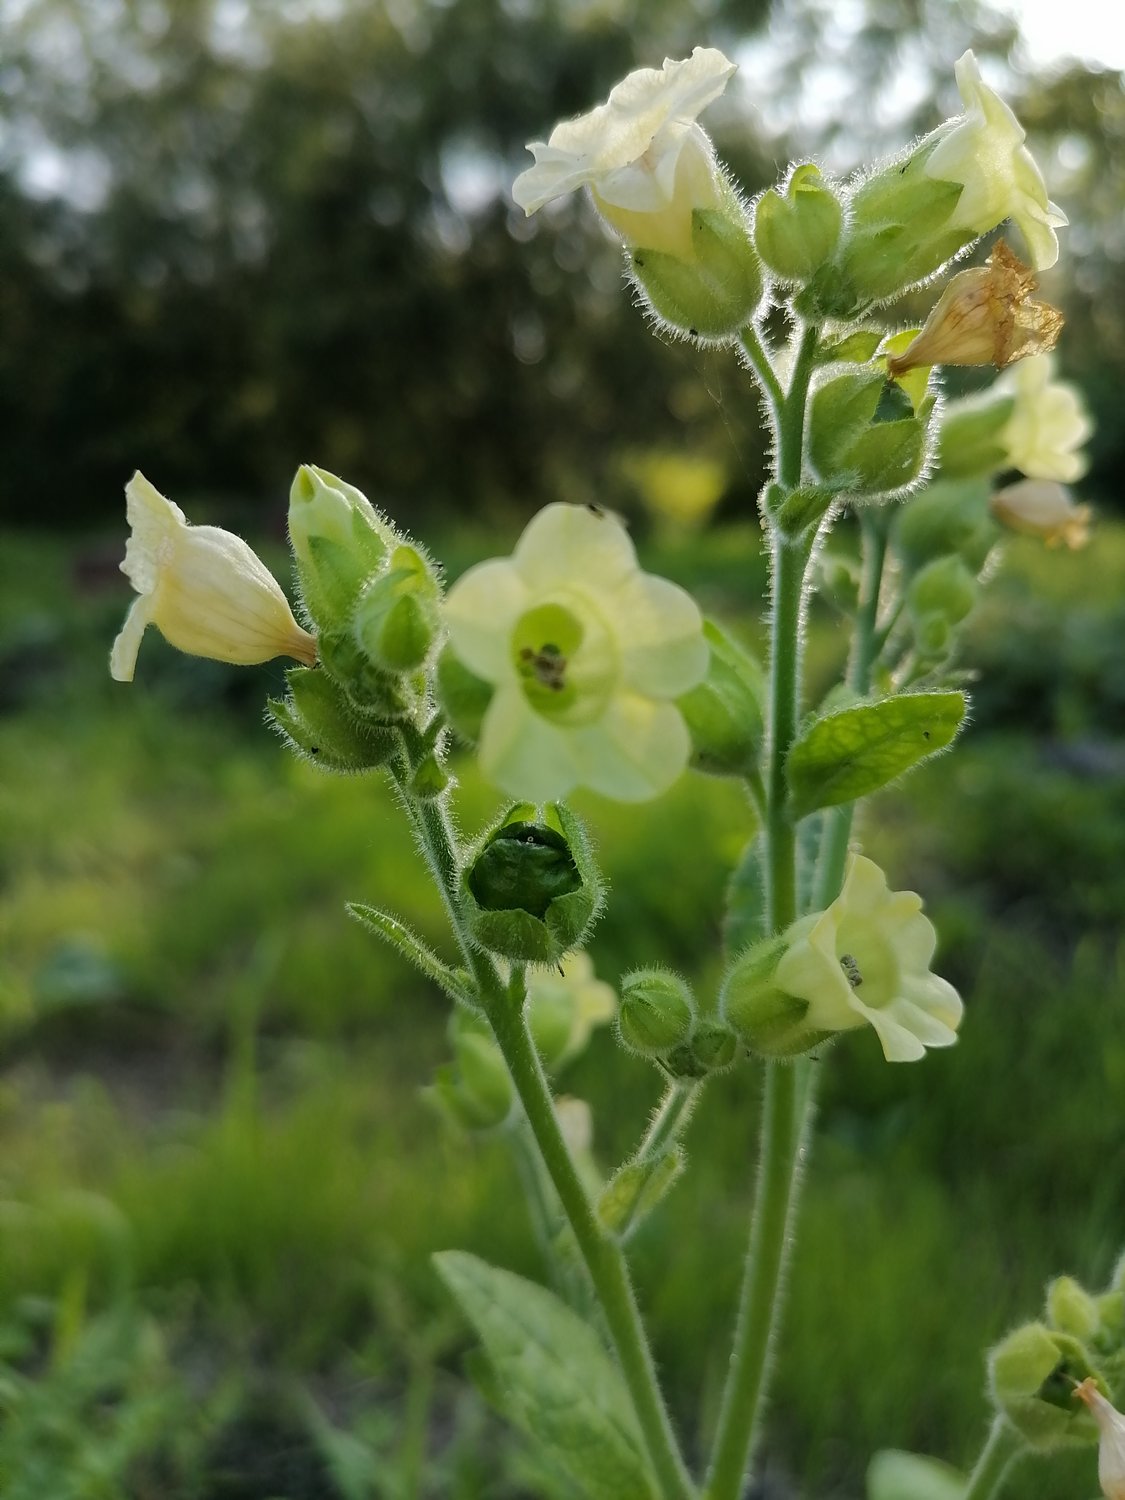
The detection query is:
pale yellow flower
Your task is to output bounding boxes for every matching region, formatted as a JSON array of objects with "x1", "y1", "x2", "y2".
[
  {"x1": 110, "y1": 472, "x2": 316, "y2": 682},
  {"x1": 443, "y1": 503, "x2": 708, "y2": 802},
  {"x1": 996, "y1": 355, "x2": 1093, "y2": 482},
  {"x1": 990, "y1": 479, "x2": 1092, "y2": 549},
  {"x1": 528, "y1": 951, "x2": 617, "y2": 1069},
  {"x1": 924, "y1": 51, "x2": 1067, "y2": 270},
  {"x1": 512, "y1": 48, "x2": 736, "y2": 260},
  {"x1": 774, "y1": 855, "x2": 963, "y2": 1063},
  {"x1": 1075, "y1": 1381, "x2": 1125, "y2": 1500}
]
